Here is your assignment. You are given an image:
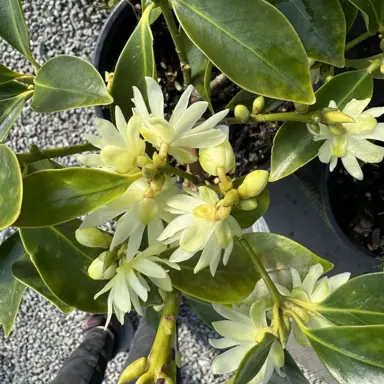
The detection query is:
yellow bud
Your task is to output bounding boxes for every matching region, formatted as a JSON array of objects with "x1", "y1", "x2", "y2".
[
  {"x1": 88, "y1": 252, "x2": 117, "y2": 280},
  {"x1": 118, "y1": 357, "x2": 147, "y2": 384},
  {"x1": 222, "y1": 189, "x2": 239, "y2": 207},
  {"x1": 252, "y1": 96, "x2": 265, "y2": 115},
  {"x1": 199, "y1": 140, "x2": 235, "y2": 176},
  {"x1": 234, "y1": 104, "x2": 250, "y2": 122},
  {"x1": 238, "y1": 170, "x2": 269, "y2": 199},
  {"x1": 139, "y1": 198, "x2": 158, "y2": 224},
  {"x1": 219, "y1": 179, "x2": 233, "y2": 193},
  {"x1": 294, "y1": 102, "x2": 309, "y2": 113},
  {"x1": 142, "y1": 164, "x2": 158, "y2": 179},
  {"x1": 322, "y1": 110, "x2": 355, "y2": 124},
  {"x1": 237, "y1": 198, "x2": 258, "y2": 211},
  {"x1": 75, "y1": 228, "x2": 112, "y2": 248},
  {"x1": 193, "y1": 204, "x2": 216, "y2": 222}
]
